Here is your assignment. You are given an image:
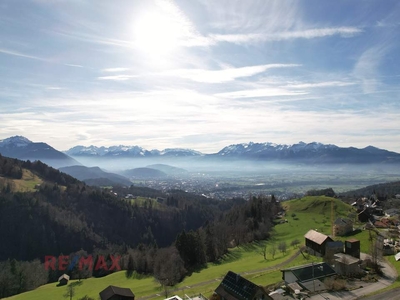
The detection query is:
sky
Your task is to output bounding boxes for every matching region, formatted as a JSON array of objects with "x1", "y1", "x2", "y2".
[{"x1": 0, "y1": 0, "x2": 400, "y2": 153}]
